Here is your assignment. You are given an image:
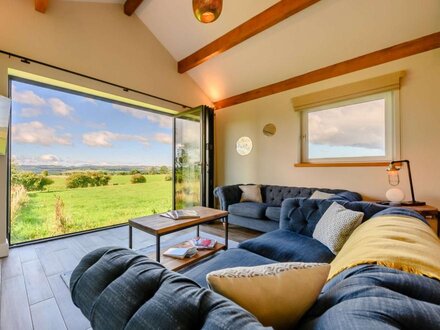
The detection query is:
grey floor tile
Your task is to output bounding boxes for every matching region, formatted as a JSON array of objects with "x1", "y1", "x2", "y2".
[
  {"x1": 30, "y1": 298, "x2": 67, "y2": 330},
  {"x1": 1, "y1": 275, "x2": 33, "y2": 330},
  {"x1": 22, "y1": 259, "x2": 54, "y2": 305}
]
